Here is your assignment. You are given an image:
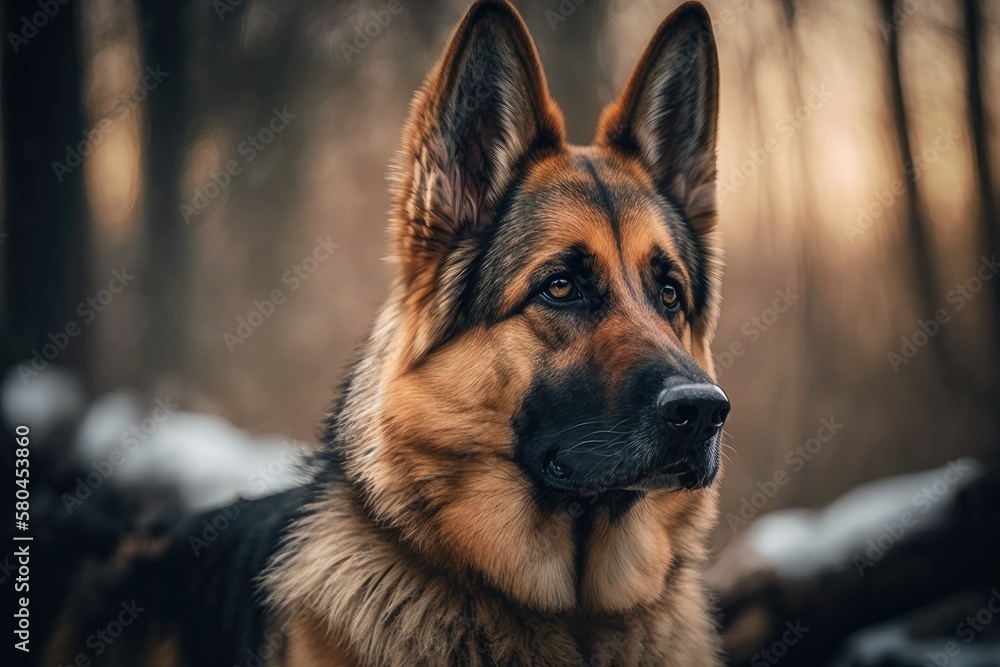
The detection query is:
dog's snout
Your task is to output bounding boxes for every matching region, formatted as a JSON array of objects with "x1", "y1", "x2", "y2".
[{"x1": 656, "y1": 383, "x2": 730, "y2": 439}]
